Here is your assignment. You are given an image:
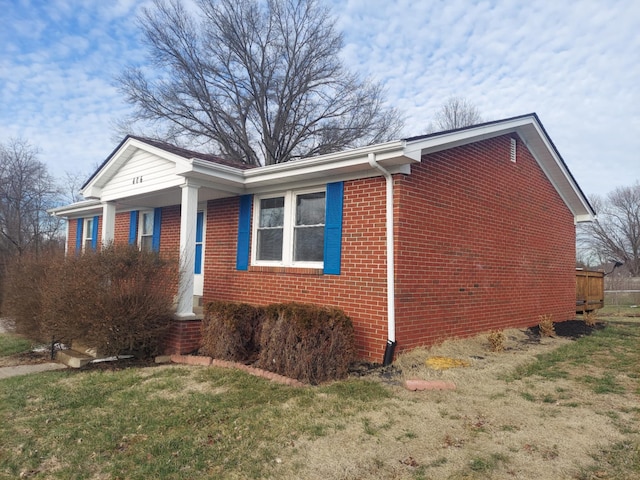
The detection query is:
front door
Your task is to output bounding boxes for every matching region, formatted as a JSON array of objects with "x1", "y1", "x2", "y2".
[{"x1": 193, "y1": 210, "x2": 205, "y2": 296}]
